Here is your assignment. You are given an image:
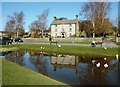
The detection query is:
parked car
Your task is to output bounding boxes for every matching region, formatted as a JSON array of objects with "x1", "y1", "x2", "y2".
[
  {"x1": 0, "y1": 37, "x2": 13, "y2": 45},
  {"x1": 14, "y1": 38, "x2": 23, "y2": 43}
]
